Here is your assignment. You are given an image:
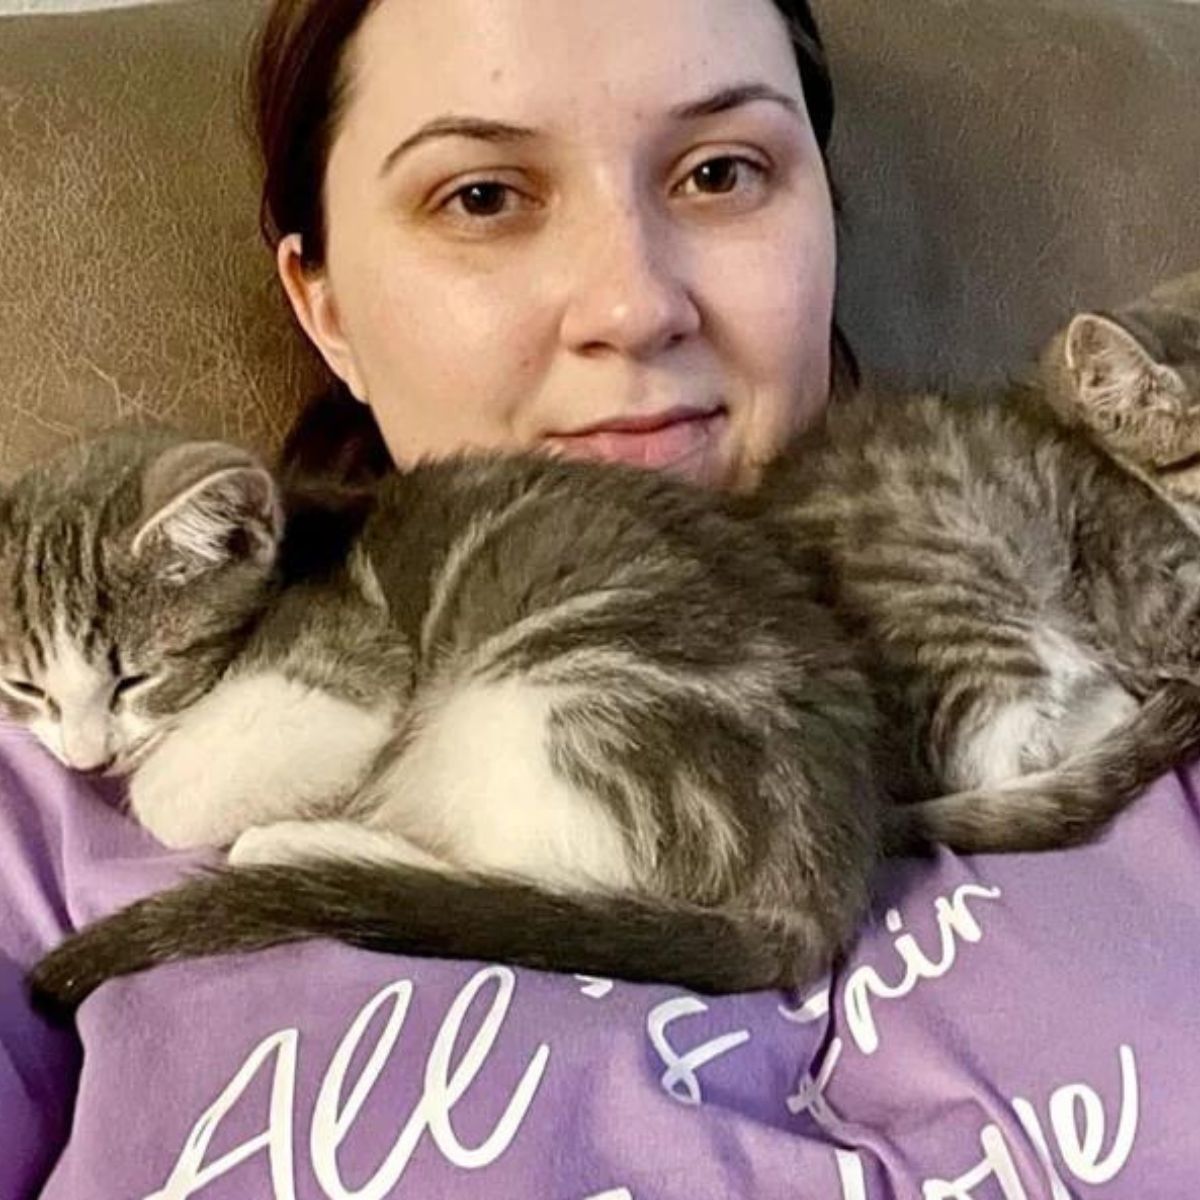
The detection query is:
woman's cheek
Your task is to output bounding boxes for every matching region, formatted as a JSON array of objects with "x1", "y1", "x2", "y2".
[{"x1": 363, "y1": 280, "x2": 543, "y2": 463}]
